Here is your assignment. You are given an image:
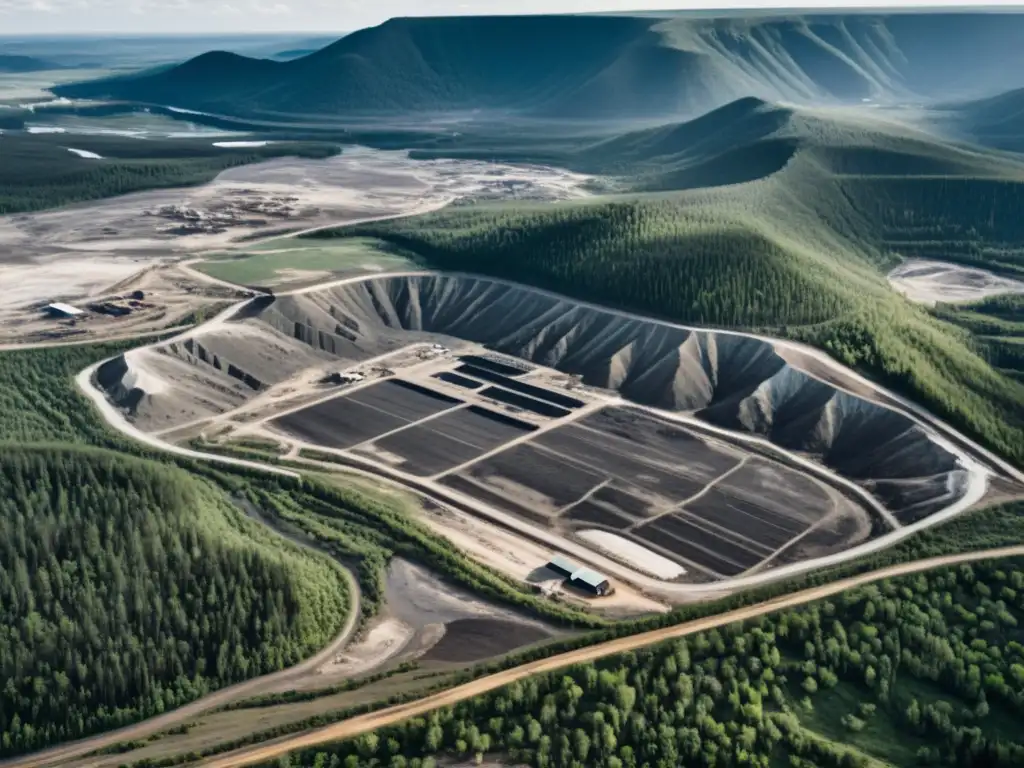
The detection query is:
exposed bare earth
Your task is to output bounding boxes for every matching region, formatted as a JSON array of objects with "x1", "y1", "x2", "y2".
[
  {"x1": 888, "y1": 258, "x2": 1024, "y2": 305},
  {"x1": 199, "y1": 545, "x2": 1024, "y2": 768},
  {"x1": 0, "y1": 148, "x2": 591, "y2": 260},
  {"x1": 0, "y1": 147, "x2": 592, "y2": 337},
  {"x1": 412, "y1": 500, "x2": 668, "y2": 616},
  {"x1": 0, "y1": 262, "x2": 246, "y2": 346},
  {"x1": 80, "y1": 271, "x2": 1002, "y2": 596},
  {"x1": 284, "y1": 557, "x2": 560, "y2": 693}
]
